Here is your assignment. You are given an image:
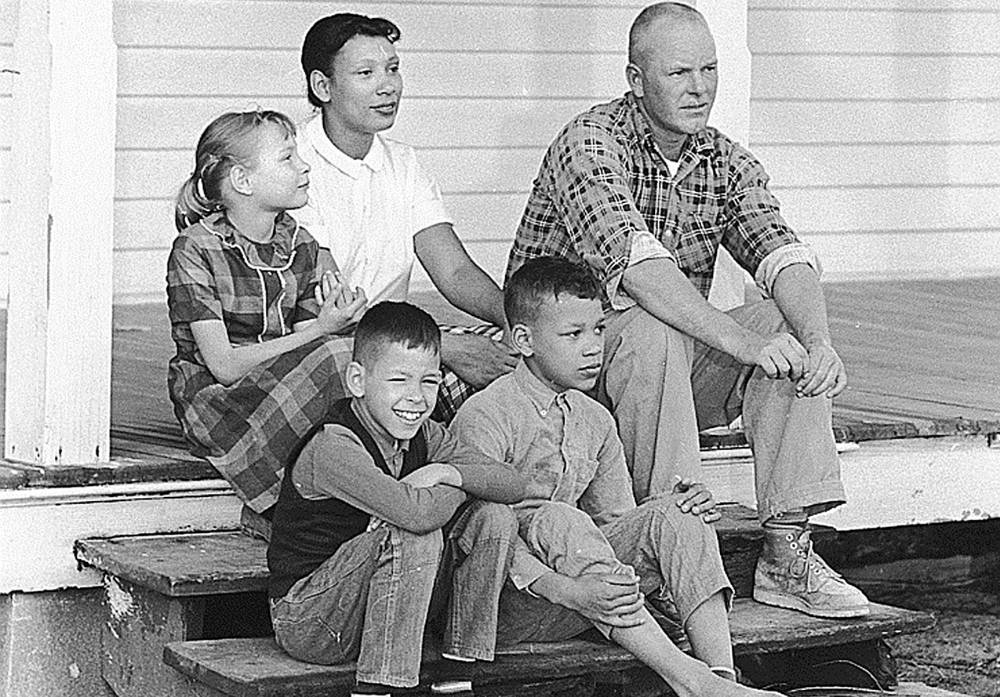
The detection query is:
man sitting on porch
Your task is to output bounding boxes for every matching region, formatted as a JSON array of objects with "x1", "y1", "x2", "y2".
[{"x1": 506, "y1": 1, "x2": 869, "y2": 619}]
